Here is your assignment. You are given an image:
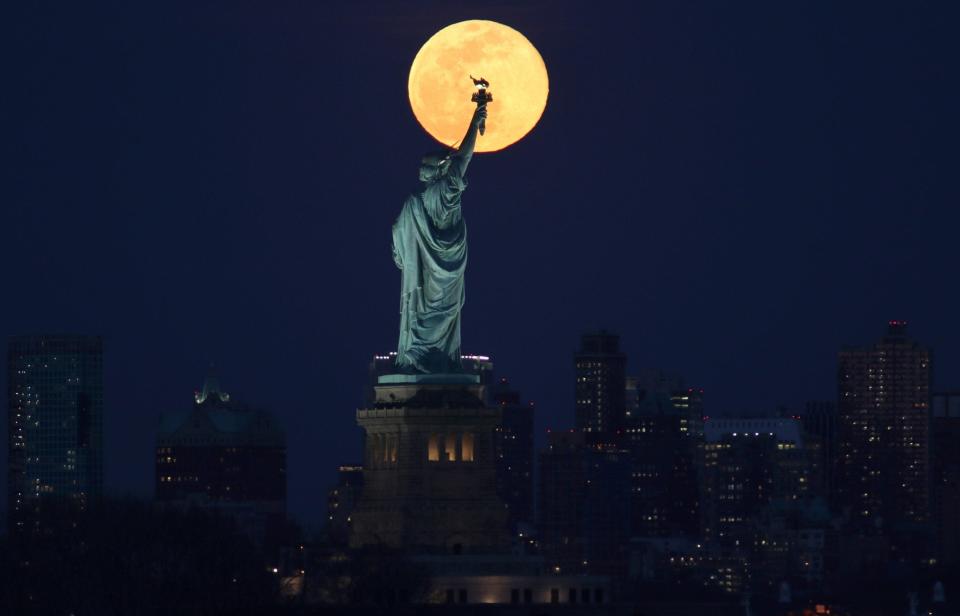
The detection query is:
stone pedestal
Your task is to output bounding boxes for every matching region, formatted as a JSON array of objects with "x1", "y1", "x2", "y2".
[{"x1": 350, "y1": 376, "x2": 509, "y2": 553}]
